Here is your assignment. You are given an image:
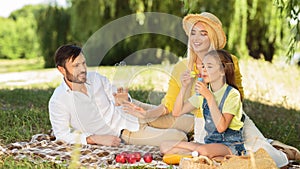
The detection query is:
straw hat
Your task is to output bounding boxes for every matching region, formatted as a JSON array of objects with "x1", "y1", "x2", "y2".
[{"x1": 182, "y1": 12, "x2": 226, "y2": 49}]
